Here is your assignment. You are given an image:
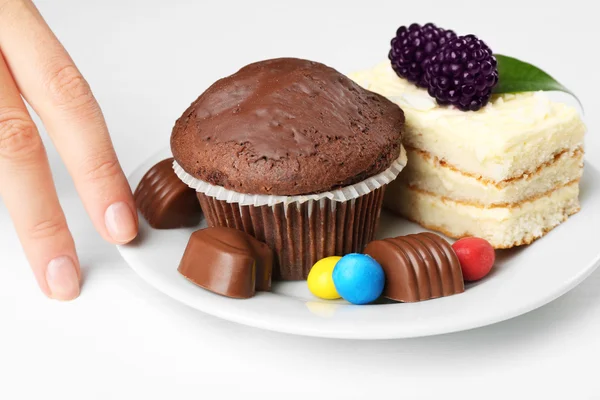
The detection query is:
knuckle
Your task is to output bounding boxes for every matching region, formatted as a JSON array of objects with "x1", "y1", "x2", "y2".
[
  {"x1": 0, "y1": 109, "x2": 42, "y2": 161},
  {"x1": 46, "y1": 64, "x2": 95, "y2": 110},
  {"x1": 82, "y1": 155, "x2": 121, "y2": 183},
  {"x1": 28, "y1": 215, "x2": 69, "y2": 240}
]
